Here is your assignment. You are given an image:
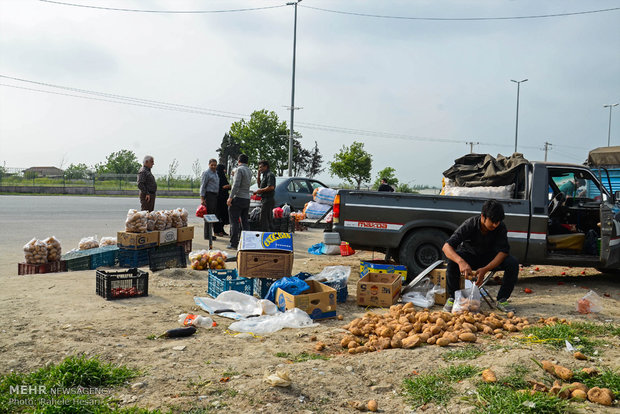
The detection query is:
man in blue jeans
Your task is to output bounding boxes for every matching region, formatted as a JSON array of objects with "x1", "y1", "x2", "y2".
[
  {"x1": 226, "y1": 154, "x2": 252, "y2": 249},
  {"x1": 442, "y1": 199, "x2": 519, "y2": 313}
]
